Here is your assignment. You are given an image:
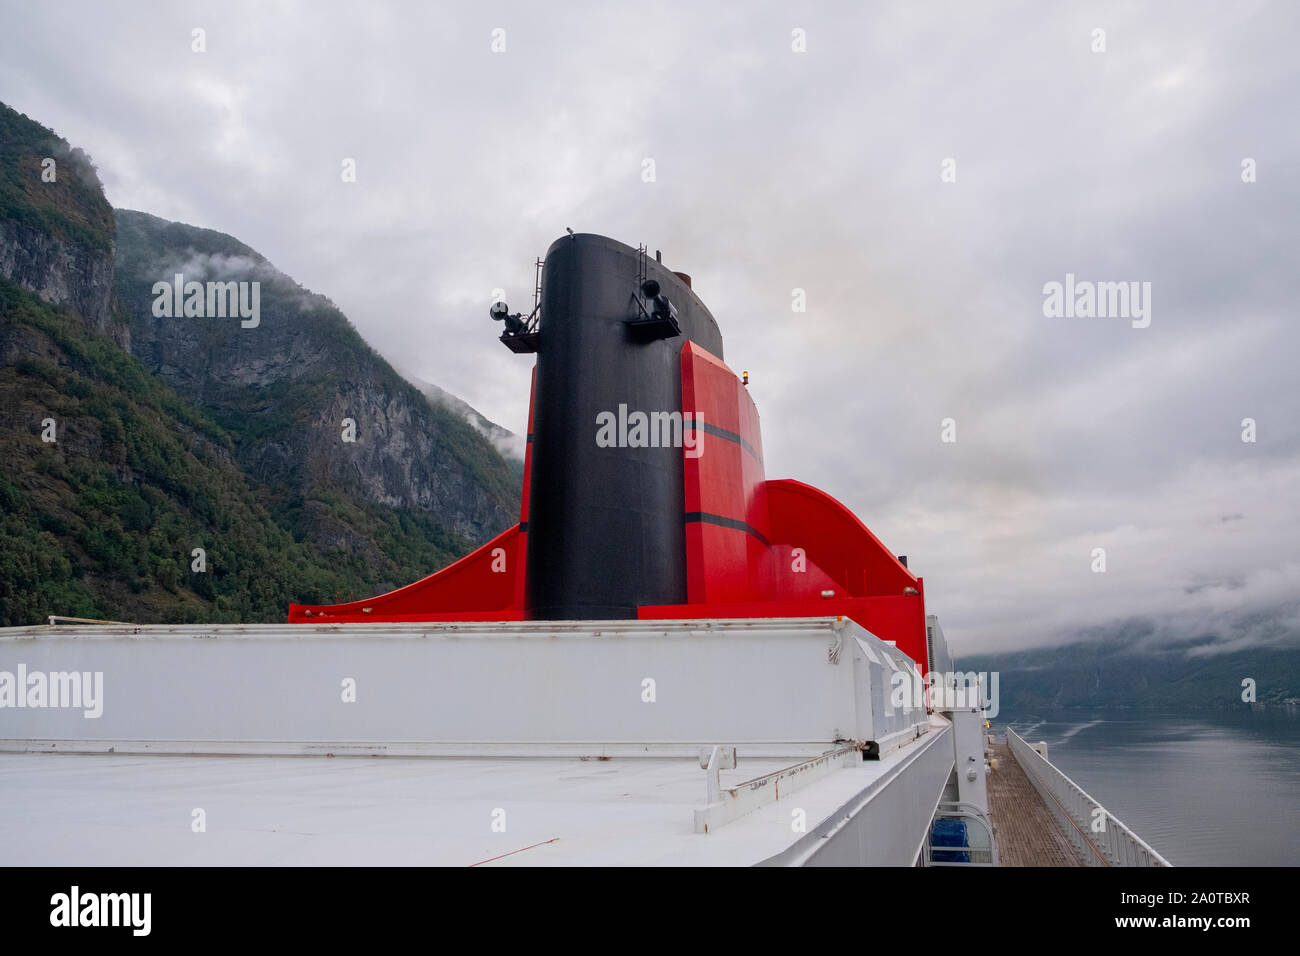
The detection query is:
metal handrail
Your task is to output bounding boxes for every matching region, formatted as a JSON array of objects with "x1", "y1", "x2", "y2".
[
  {"x1": 1006, "y1": 726, "x2": 1172, "y2": 867},
  {"x1": 46, "y1": 615, "x2": 130, "y2": 626},
  {"x1": 925, "y1": 800, "x2": 999, "y2": 866}
]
